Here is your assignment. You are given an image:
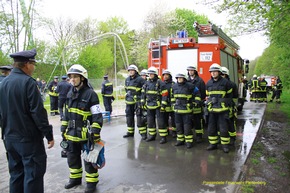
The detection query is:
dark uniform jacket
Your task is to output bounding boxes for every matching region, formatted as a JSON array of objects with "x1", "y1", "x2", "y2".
[
  {"x1": 101, "y1": 79, "x2": 113, "y2": 97},
  {"x1": 206, "y1": 76, "x2": 233, "y2": 113},
  {"x1": 48, "y1": 80, "x2": 58, "y2": 97},
  {"x1": 61, "y1": 84, "x2": 103, "y2": 142},
  {"x1": 141, "y1": 76, "x2": 168, "y2": 110},
  {"x1": 125, "y1": 74, "x2": 145, "y2": 105},
  {"x1": 0, "y1": 68, "x2": 53, "y2": 142},
  {"x1": 187, "y1": 75, "x2": 206, "y2": 101},
  {"x1": 172, "y1": 81, "x2": 195, "y2": 114},
  {"x1": 56, "y1": 80, "x2": 72, "y2": 99},
  {"x1": 162, "y1": 78, "x2": 175, "y2": 112}
]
